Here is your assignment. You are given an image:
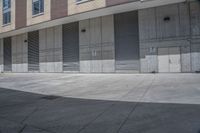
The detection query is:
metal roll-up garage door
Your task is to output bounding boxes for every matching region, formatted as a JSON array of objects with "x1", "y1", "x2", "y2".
[
  {"x1": 63, "y1": 22, "x2": 79, "y2": 71},
  {"x1": 114, "y1": 11, "x2": 140, "y2": 72},
  {"x1": 28, "y1": 31, "x2": 39, "y2": 71},
  {"x1": 3, "y1": 37, "x2": 12, "y2": 72}
]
